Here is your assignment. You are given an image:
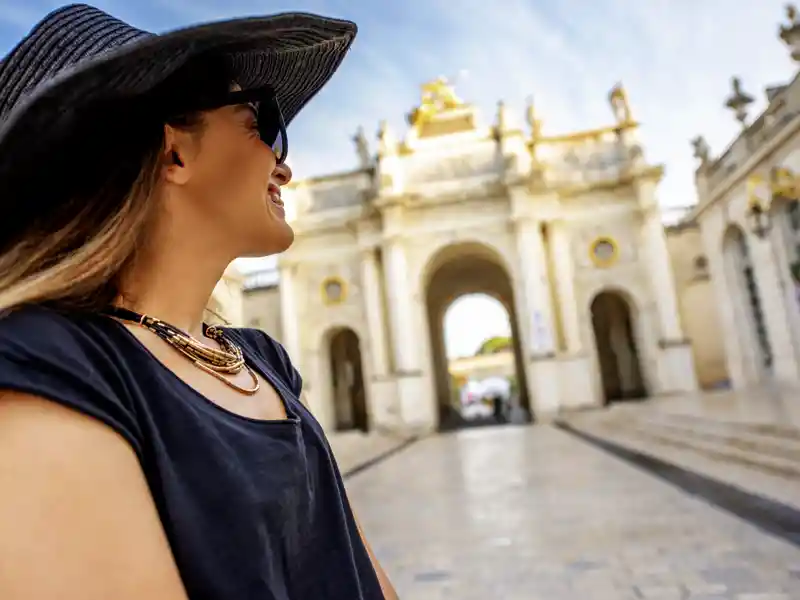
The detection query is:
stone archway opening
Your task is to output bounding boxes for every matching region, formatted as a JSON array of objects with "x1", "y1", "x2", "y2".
[
  {"x1": 327, "y1": 328, "x2": 369, "y2": 433},
  {"x1": 590, "y1": 290, "x2": 646, "y2": 403},
  {"x1": 424, "y1": 242, "x2": 531, "y2": 431}
]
